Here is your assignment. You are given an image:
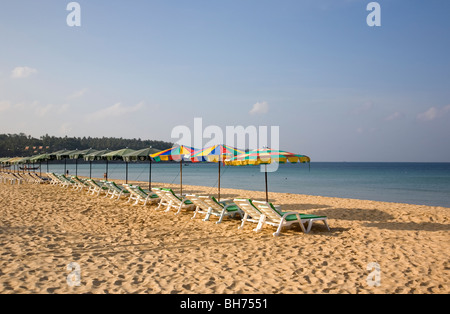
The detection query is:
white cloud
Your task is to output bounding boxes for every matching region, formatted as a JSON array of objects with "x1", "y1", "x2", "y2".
[
  {"x1": 35, "y1": 104, "x2": 54, "y2": 117},
  {"x1": 11, "y1": 66, "x2": 38, "y2": 79},
  {"x1": 86, "y1": 101, "x2": 145, "y2": 121},
  {"x1": 352, "y1": 101, "x2": 373, "y2": 115},
  {"x1": 417, "y1": 107, "x2": 439, "y2": 121},
  {"x1": 249, "y1": 101, "x2": 269, "y2": 115},
  {"x1": 67, "y1": 88, "x2": 88, "y2": 100},
  {"x1": 417, "y1": 105, "x2": 450, "y2": 121},
  {"x1": 0, "y1": 100, "x2": 11, "y2": 112},
  {"x1": 385, "y1": 112, "x2": 405, "y2": 121}
]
